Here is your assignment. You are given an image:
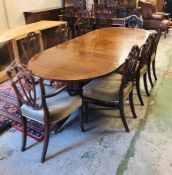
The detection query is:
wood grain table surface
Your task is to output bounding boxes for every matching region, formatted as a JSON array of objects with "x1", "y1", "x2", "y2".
[{"x1": 28, "y1": 27, "x2": 151, "y2": 82}]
